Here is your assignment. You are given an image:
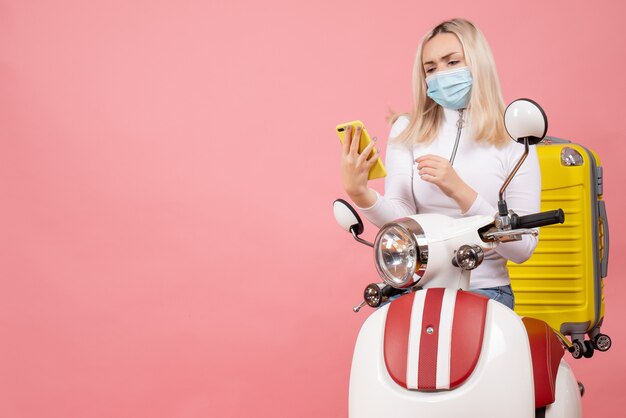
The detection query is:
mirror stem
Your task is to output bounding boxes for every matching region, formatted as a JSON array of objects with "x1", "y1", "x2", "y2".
[
  {"x1": 351, "y1": 228, "x2": 374, "y2": 248},
  {"x1": 498, "y1": 137, "x2": 530, "y2": 215}
]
